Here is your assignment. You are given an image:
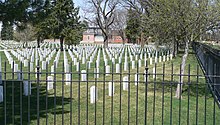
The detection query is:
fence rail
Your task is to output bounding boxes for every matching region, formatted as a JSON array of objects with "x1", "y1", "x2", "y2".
[{"x1": 0, "y1": 60, "x2": 220, "y2": 125}]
